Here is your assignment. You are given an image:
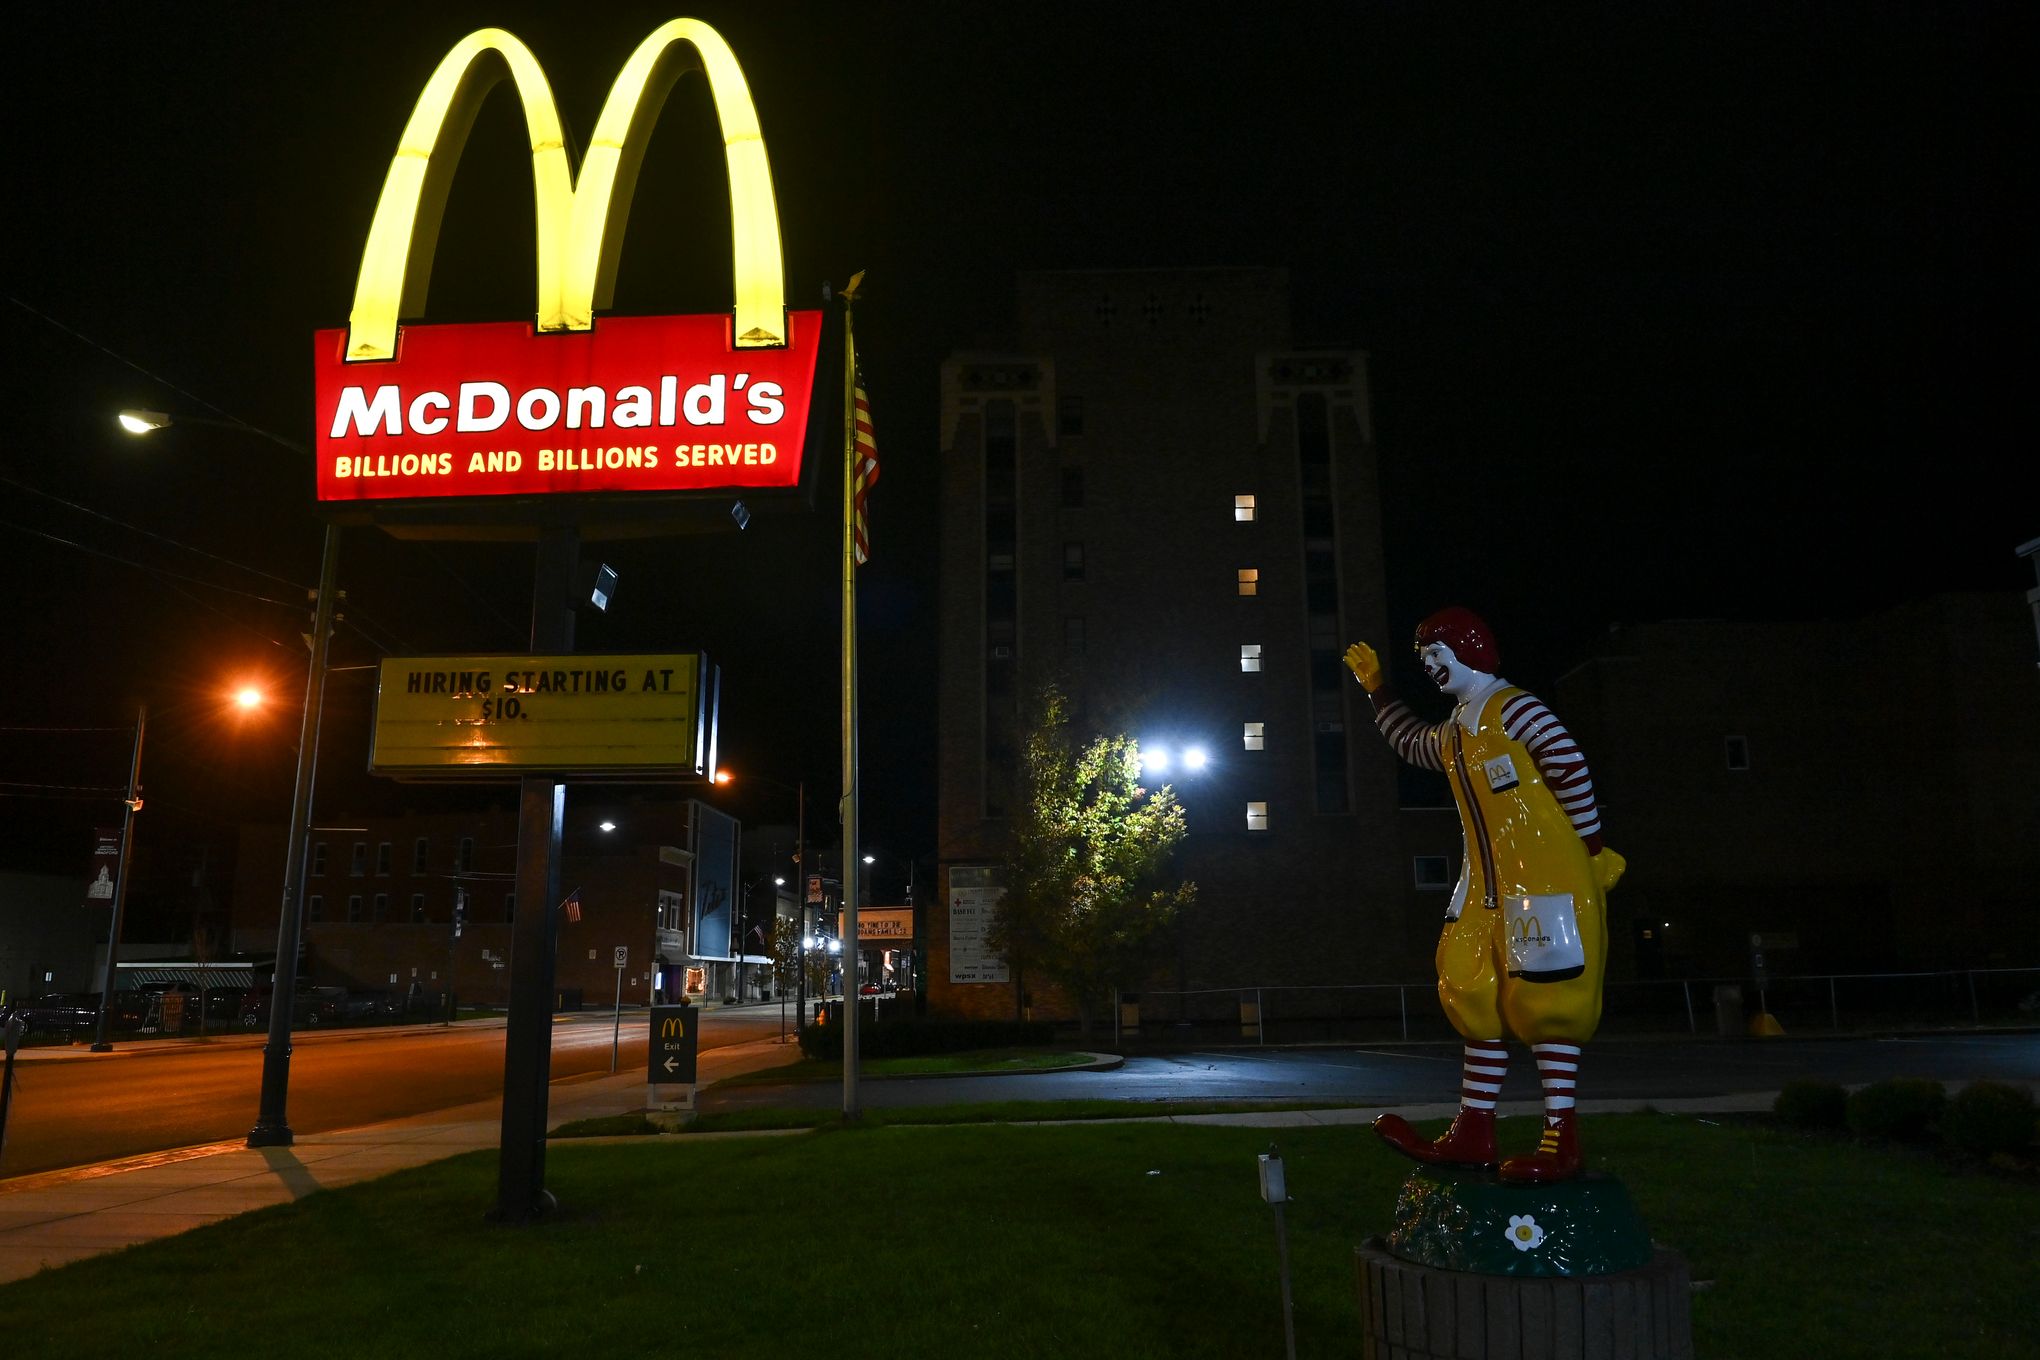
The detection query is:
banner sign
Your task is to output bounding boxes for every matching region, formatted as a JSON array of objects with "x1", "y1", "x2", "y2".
[
  {"x1": 83, "y1": 827, "x2": 120, "y2": 910},
  {"x1": 368, "y1": 653, "x2": 717, "y2": 779},
  {"x1": 314, "y1": 311, "x2": 822, "y2": 503},
  {"x1": 948, "y1": 866, "x2": 1009, "y2": 985},
  {"x1": 839, "y1": 907, "x2": 913, "y2": 942}
]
